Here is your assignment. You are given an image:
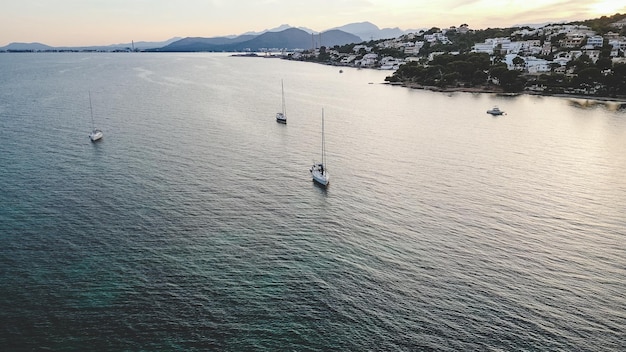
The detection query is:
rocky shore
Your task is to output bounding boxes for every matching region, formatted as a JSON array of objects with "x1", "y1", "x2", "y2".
[{"x1": 385, "y1": 81, "x2": 626, "y2": 106}]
